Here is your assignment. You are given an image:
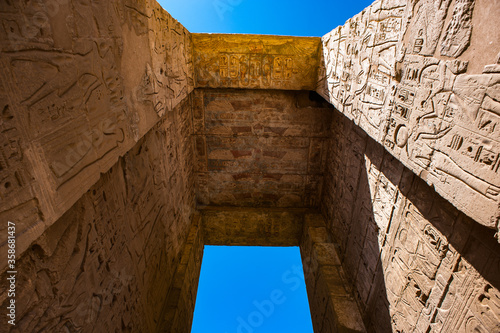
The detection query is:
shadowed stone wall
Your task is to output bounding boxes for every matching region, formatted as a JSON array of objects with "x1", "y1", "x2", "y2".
[
  {"x1": 322, "y1": 108, "x2": 500, "y2": 332},
  {"x1": 158, "y1": 214, "x2": 204, "y2": 333},
  {"x1": 301, "y1": 214, "x2": 366, "y2": 333}
]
